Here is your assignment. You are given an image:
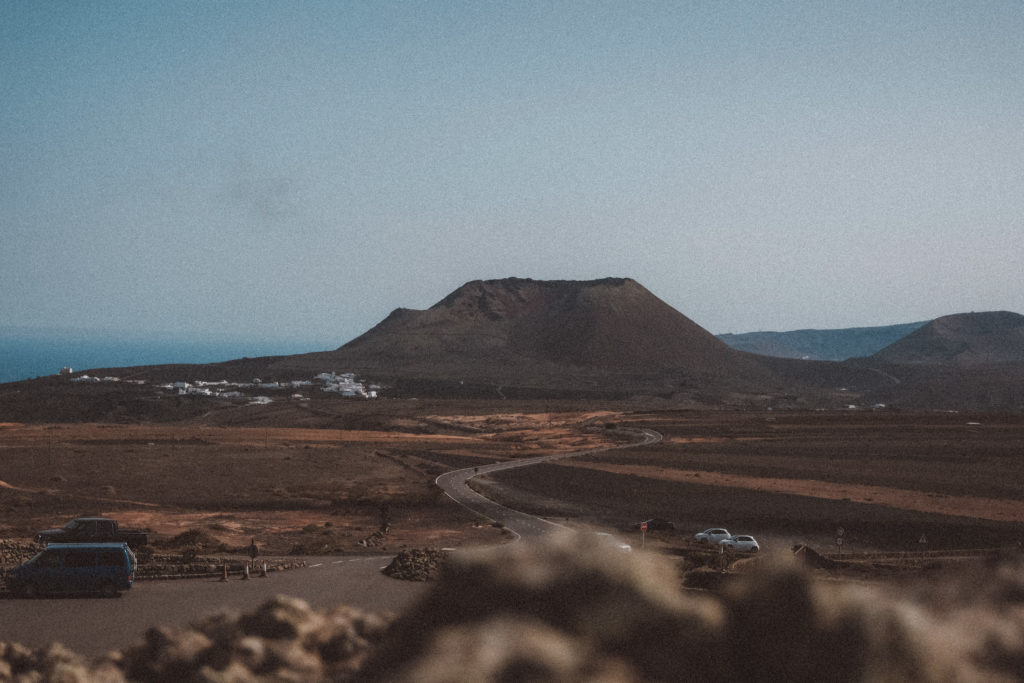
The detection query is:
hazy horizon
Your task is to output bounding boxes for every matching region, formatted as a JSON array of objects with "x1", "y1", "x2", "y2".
[
  {"x1": 0, "y1": 309, "x2": 944, "y2": 384},
  {"x1": 4, "y1": 2, "x2": 1022, "y2": 343},
  {"x1": 0, "y1": 327, "x2": 336, "y2": 384}
]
